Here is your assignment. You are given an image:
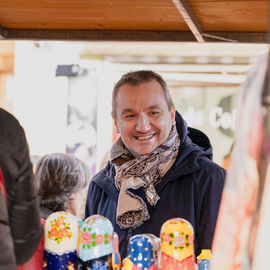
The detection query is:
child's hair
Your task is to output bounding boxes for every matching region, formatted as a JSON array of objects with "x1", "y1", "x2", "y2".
[{"x1": 35, "y1": 153, "x2": 90, "y2": 212}]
